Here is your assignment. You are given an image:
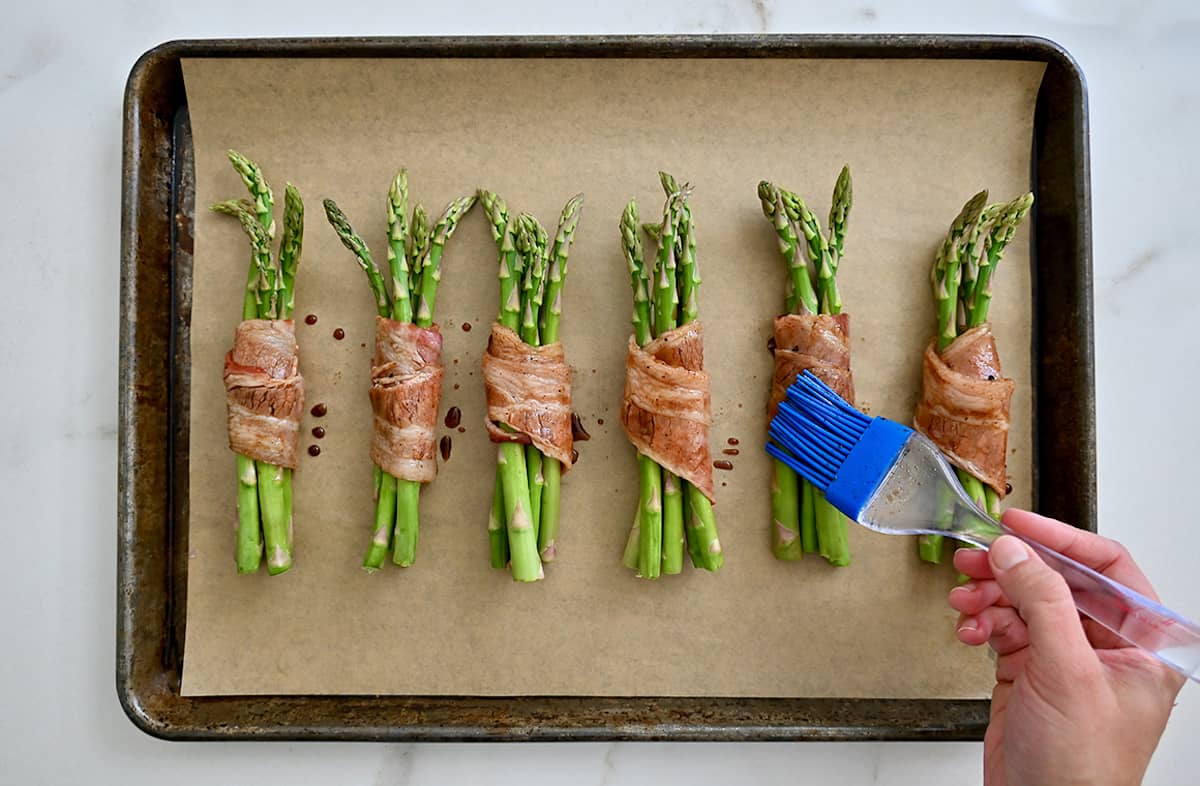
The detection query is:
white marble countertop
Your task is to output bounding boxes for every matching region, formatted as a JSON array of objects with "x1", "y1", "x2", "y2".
[{"x1": 2, "y1": 1, "x2": 1197, "y2": 783}]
